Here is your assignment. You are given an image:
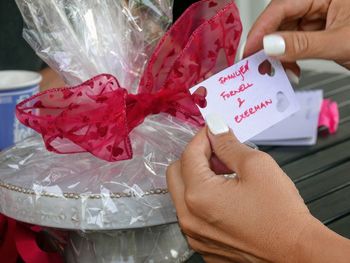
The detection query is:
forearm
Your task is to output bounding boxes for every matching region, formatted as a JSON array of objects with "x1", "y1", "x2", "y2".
[{"x1": 295, "y1": 218, "x2": 350, "y2": 263}]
